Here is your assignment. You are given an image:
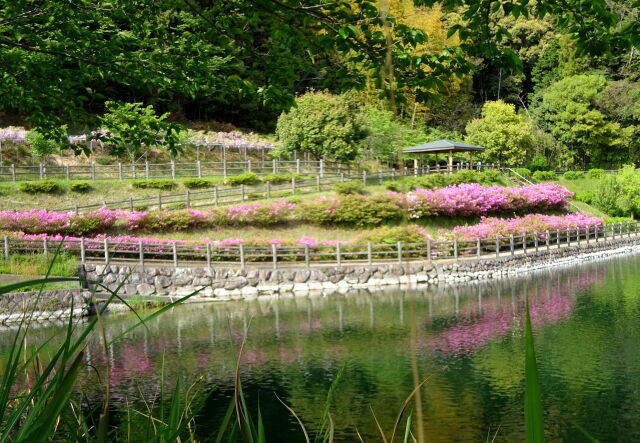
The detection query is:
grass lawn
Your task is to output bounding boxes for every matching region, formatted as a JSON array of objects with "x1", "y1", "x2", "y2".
[{"x1": 0, "y1": 252, "x2": 78, "y2": 277}]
